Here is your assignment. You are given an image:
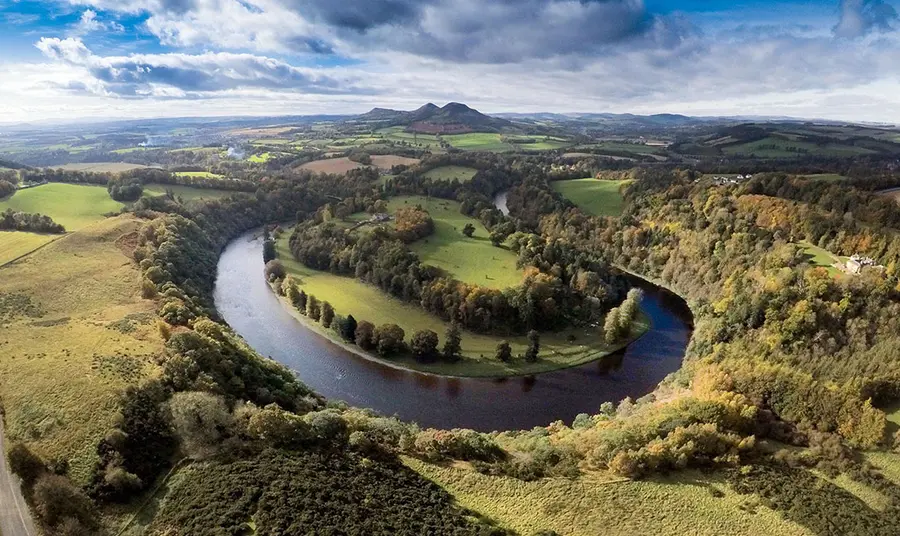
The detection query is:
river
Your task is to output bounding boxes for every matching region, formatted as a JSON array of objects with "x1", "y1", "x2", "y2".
[{"x1": 214, "y1": 231, "x2": 692, "y2": 431}]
